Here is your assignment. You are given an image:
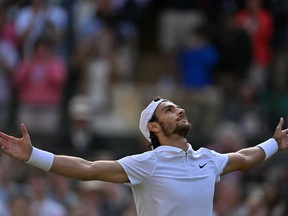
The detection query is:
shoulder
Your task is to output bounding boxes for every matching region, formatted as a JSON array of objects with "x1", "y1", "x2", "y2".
[
  {"x1": 117, "y1": 151, "x2": 157, "y2": 172},
  {"x1": 119, "y1": 150, "x2": 156, "y2": 163},
  {"x1": 117, "y1": 151, "x2": 157, "y2": 185},
  {"x1": 194, "y1": 147, "x2": 218, "y2": 155},
  {"x1": 195, "y1": 147, "x2": 228, "y2": 160},
  {"x1": 16, "y1": 6, "x2": 32, "y2": 17},
  {"x1": 15, "y1": 7, "x2": 32, "y2": 24}
]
